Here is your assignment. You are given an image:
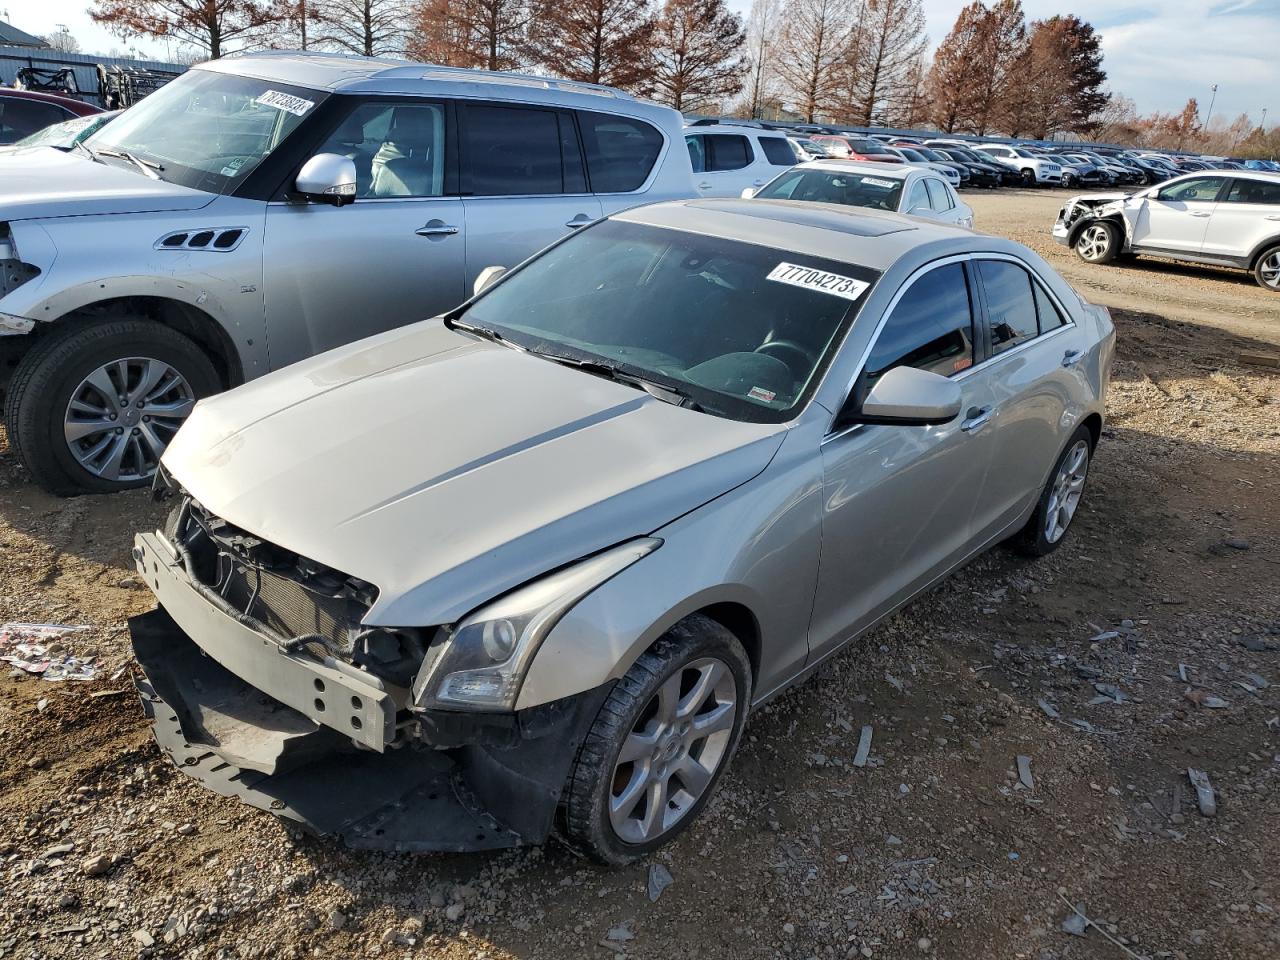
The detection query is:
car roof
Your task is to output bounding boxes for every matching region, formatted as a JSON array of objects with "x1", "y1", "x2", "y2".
[
  {"x1": 199, "y1": 52, "x2": 677, "y2": 123},
  {"x1": 786, "y1": 160, "x2": 921, "y2": 180},
  {"x1": 683, "y1": 123, "x2": 780, "y2": 137},
  {"x1": 0, "y1": 87, "x2": 101, "y2": 114},
  {"x1": 613, "y1": 198, "x2": 985, "y2": 272}
]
